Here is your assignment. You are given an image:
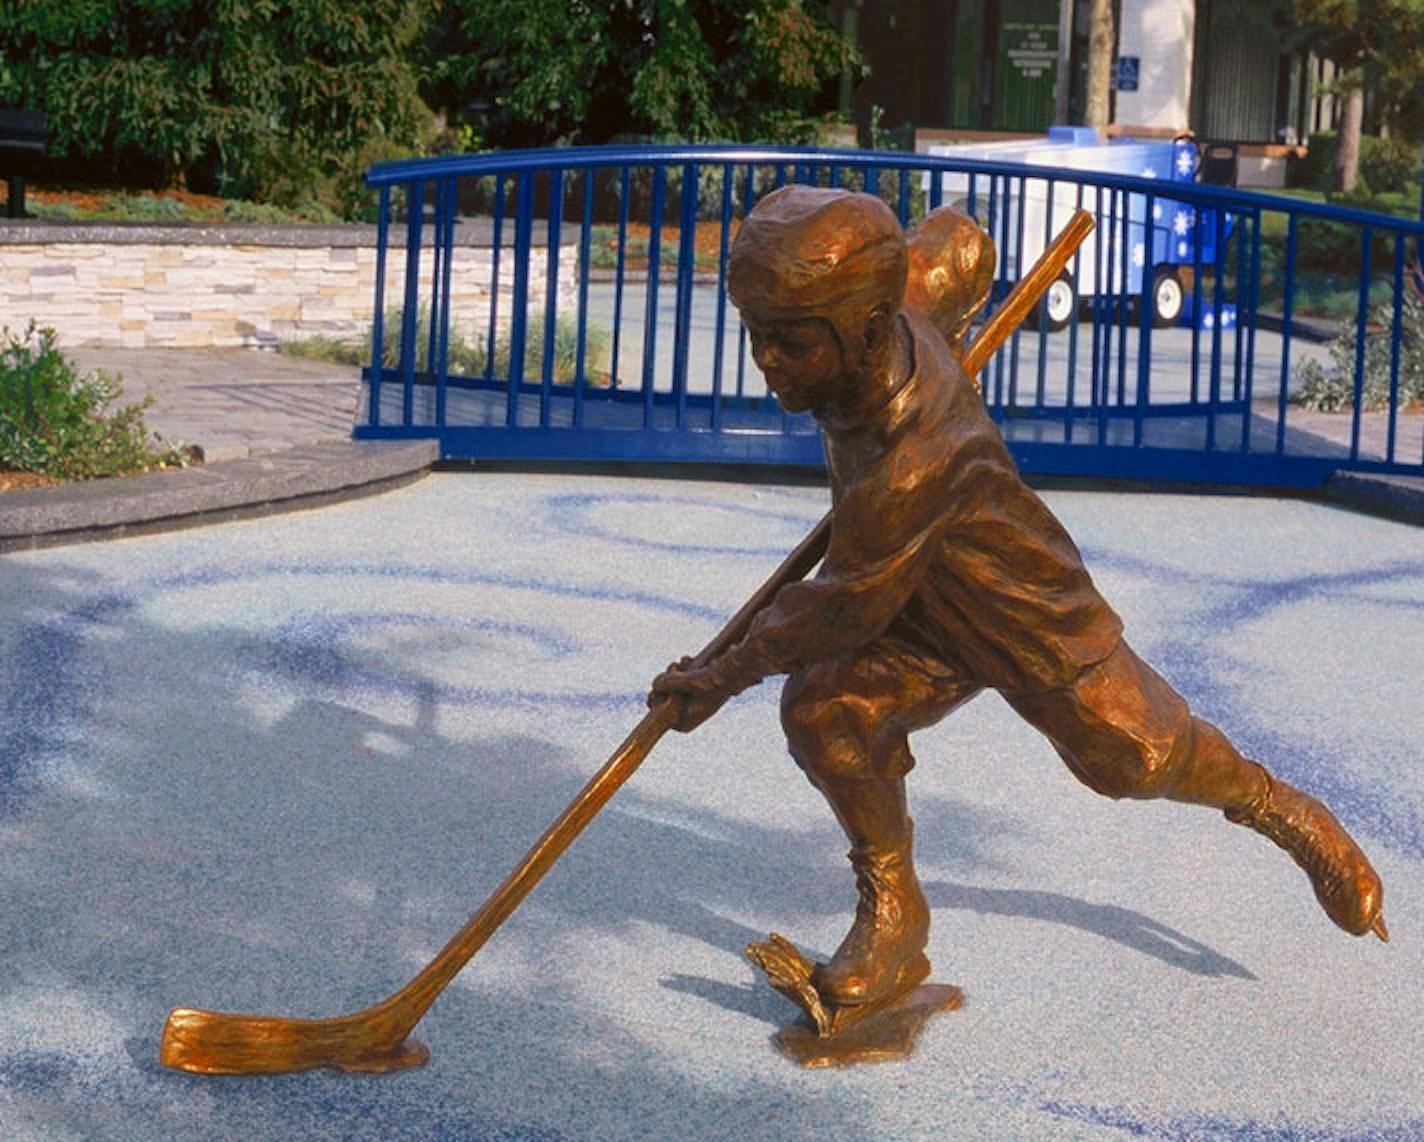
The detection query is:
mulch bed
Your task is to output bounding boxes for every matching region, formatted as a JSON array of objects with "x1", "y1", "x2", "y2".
[{"x1": 0, "y1": 470, "x2": 62, "y2": 494}]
